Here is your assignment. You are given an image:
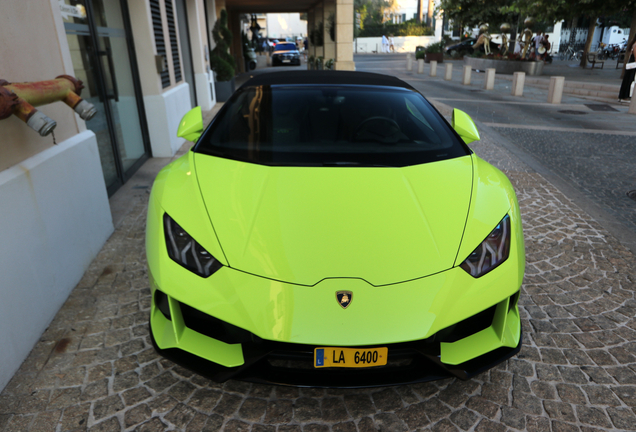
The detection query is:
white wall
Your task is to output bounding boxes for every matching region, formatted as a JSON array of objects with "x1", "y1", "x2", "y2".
[
  {"x1": 144, "y1": 83, "x2": 192, "y2": 157},
  {"x1": 0, "y1": 130, "x2": 114, "y2": 391},
  {"x1": 266, "y1": 13, "x2": 307, "y2": 39},
  {"x1": 354, "y1": 35, "x2": 438, "y2": 53}
]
